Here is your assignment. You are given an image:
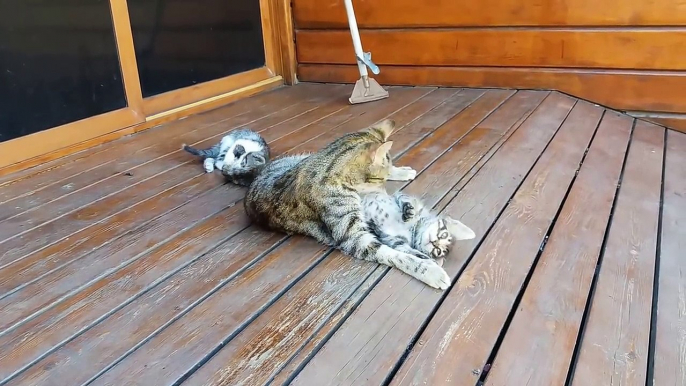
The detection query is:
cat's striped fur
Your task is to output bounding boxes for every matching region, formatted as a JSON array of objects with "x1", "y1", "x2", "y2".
[
  {"x1": 362, "y1": 191, "x2": 475, "y2": 265},
  {"x1": 182, "y1": 128, "x2": 270, "y2": 186},
  {"x1": 244, "y1": 119, "x2": 452, "y2": 289}
]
